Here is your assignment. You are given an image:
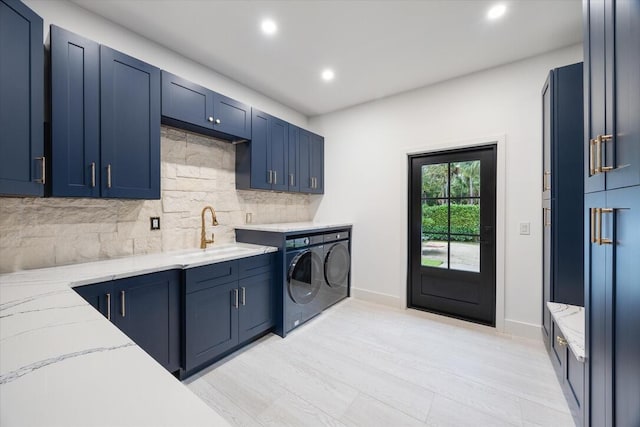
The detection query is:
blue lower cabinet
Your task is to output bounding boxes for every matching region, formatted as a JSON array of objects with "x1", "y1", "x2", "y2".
[
  {"x1": 100, "y1": 46, "x2": 160, "y2": 199},
  {"x1": 0, "y1": 0, "x2": 44, "y2": 196},
  {"x1": 184, "y1": 277, "x2": 239, "y2": 372},
  {"x1": 183, "y1": 254, "x2": 275, "y2": 376},
  {"x1": 74, "y1": 270, "x2": 181, "y2": 373}
]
